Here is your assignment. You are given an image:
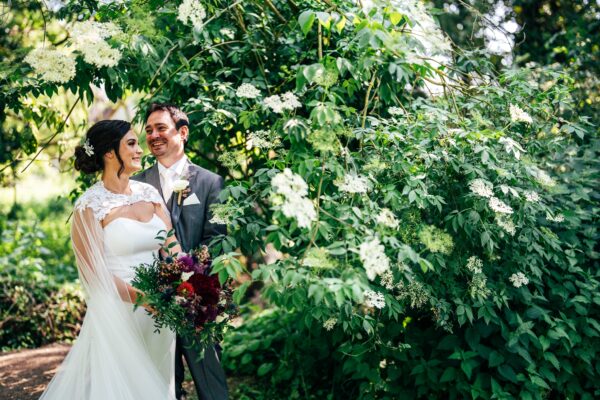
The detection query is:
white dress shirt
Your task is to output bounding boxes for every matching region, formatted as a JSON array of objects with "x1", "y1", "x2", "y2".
[{"x1": 157, "y1": 156, "x2": 188, "y2": 201}]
